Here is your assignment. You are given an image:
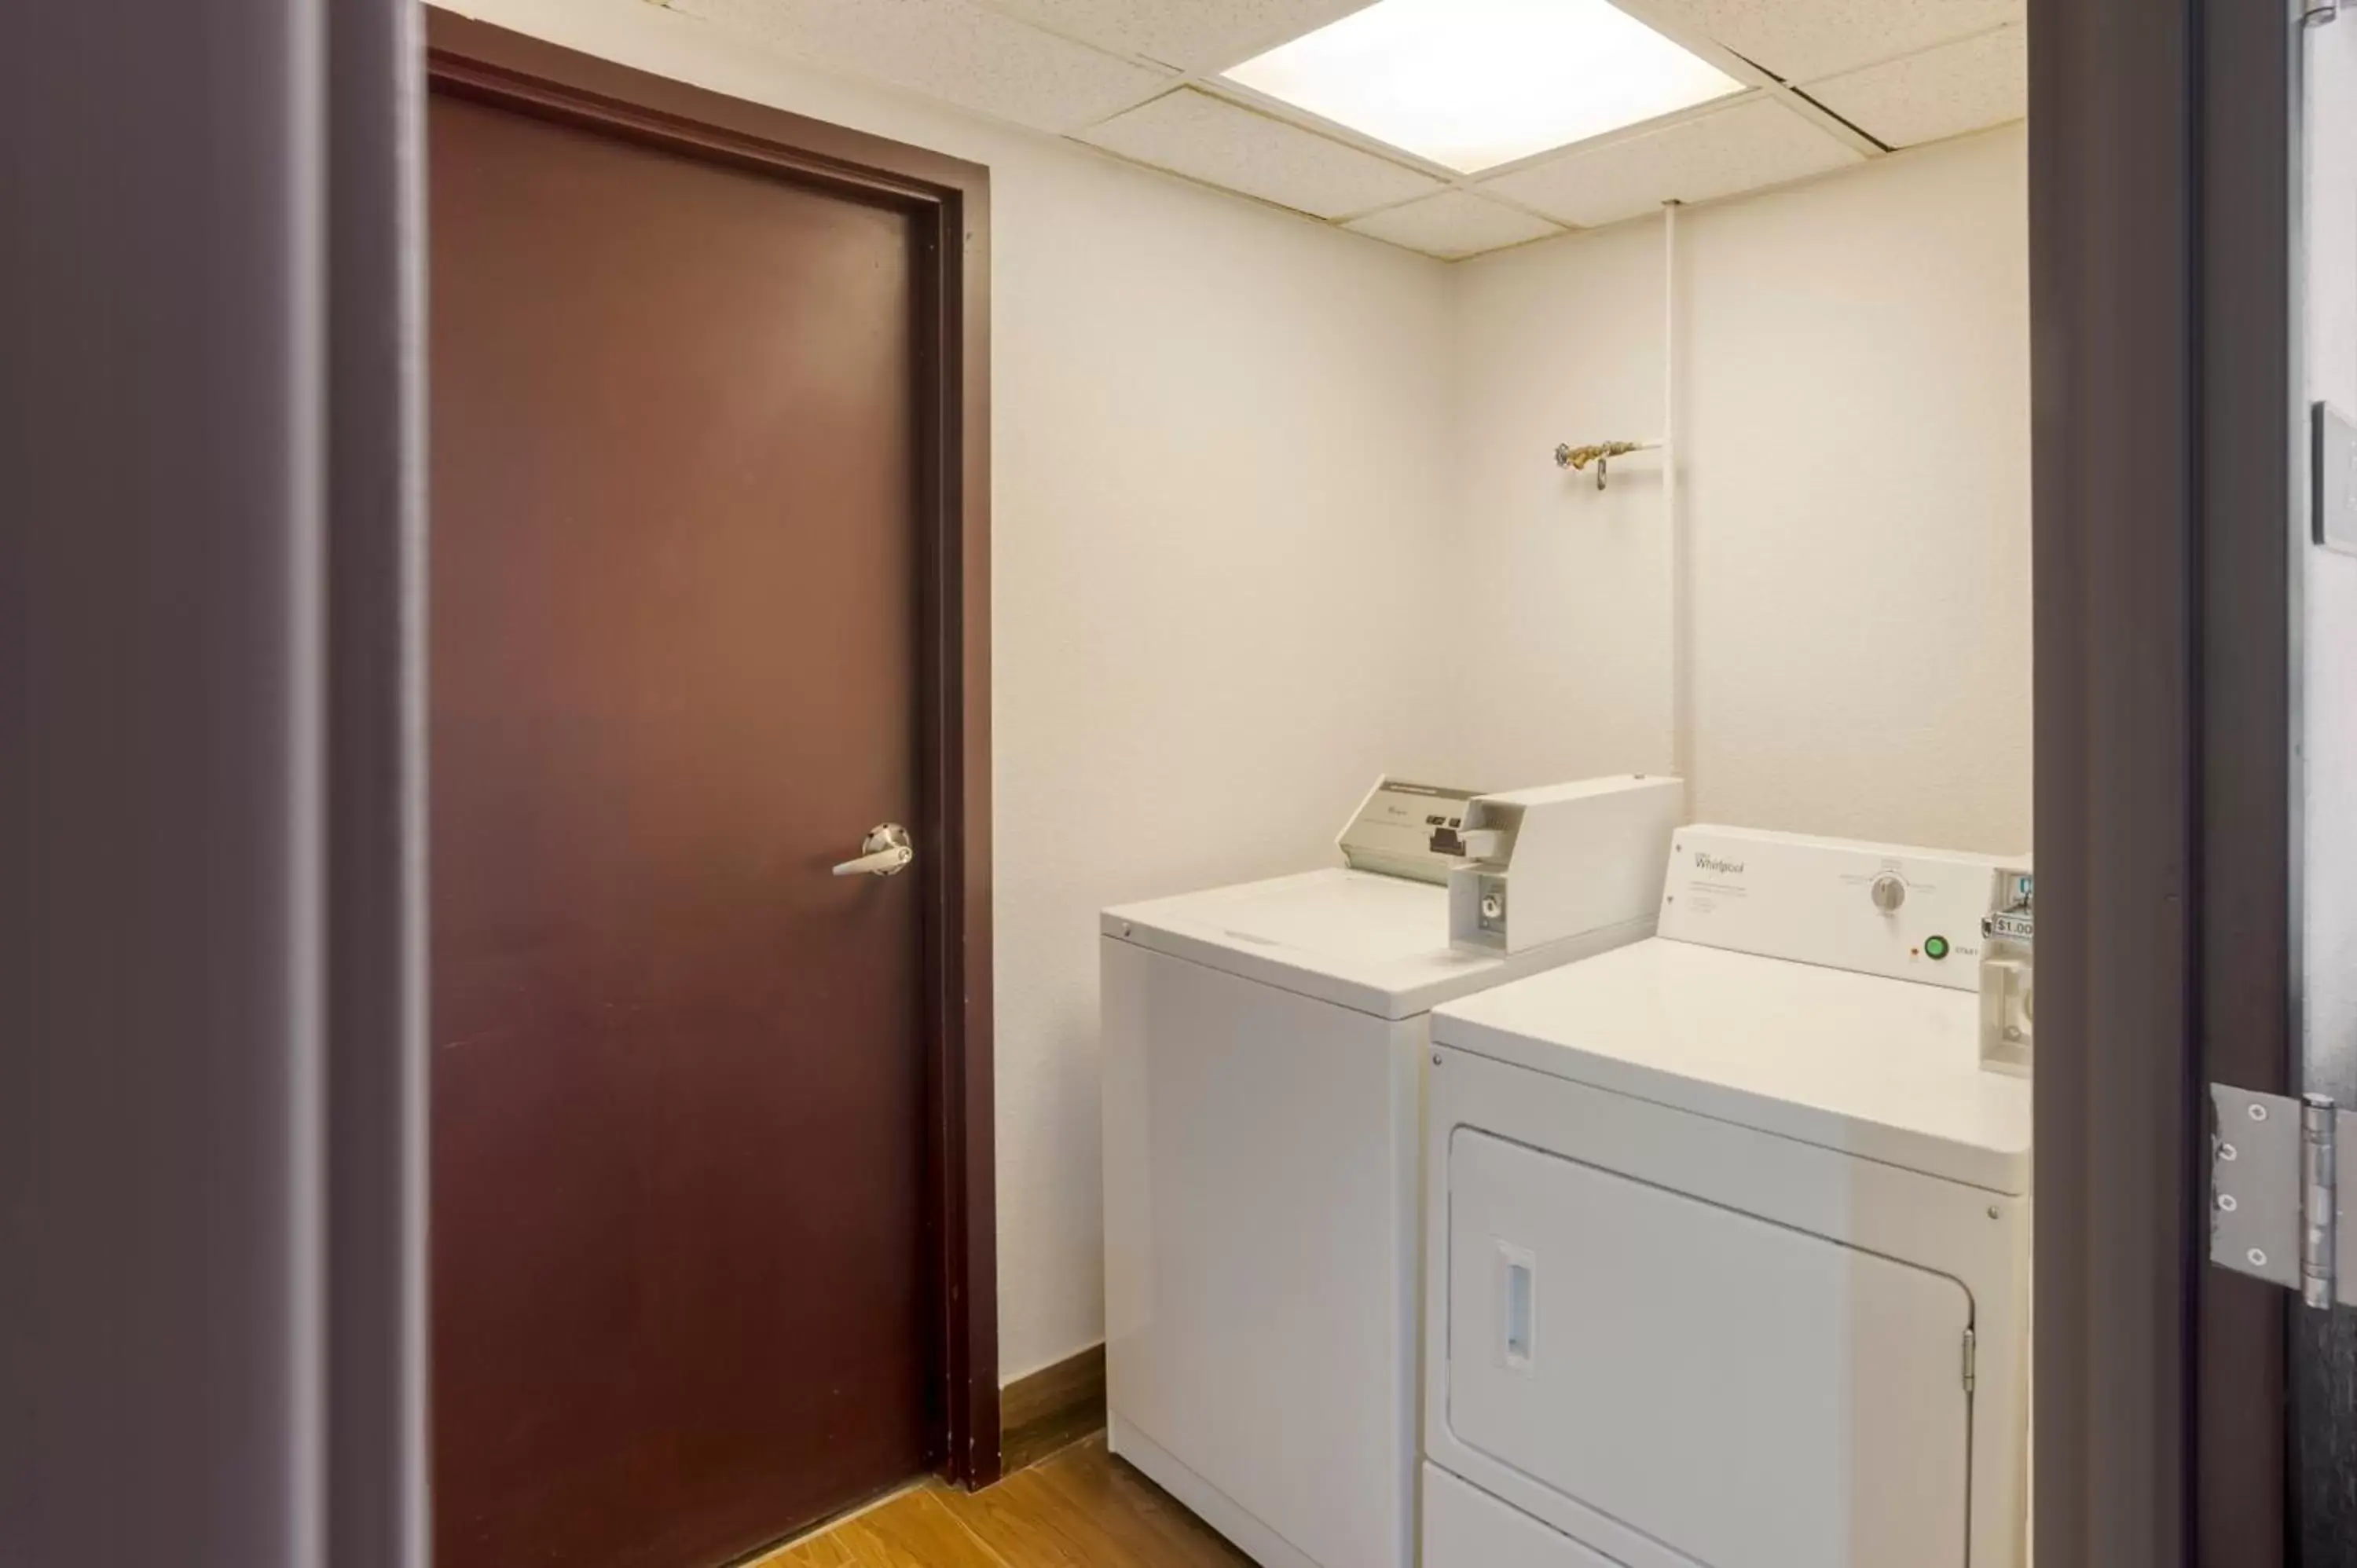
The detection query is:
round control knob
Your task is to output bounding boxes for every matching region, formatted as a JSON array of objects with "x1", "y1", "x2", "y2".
[
  {"x1": 1480, "y1": 892, "x2": 1505, "y2": 922},
  {"x1": 1870, "y1": 873, "x2": 1908, "y2": 913}
]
